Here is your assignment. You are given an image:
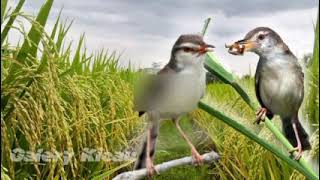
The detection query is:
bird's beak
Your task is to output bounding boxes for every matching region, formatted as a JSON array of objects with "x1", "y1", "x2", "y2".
[
  {"x1": 225, "y1": 39, "x2": 256, "y2": 55},
  {"x1": 198, "y1": 44, "x2": 215, "y2": 54}
]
